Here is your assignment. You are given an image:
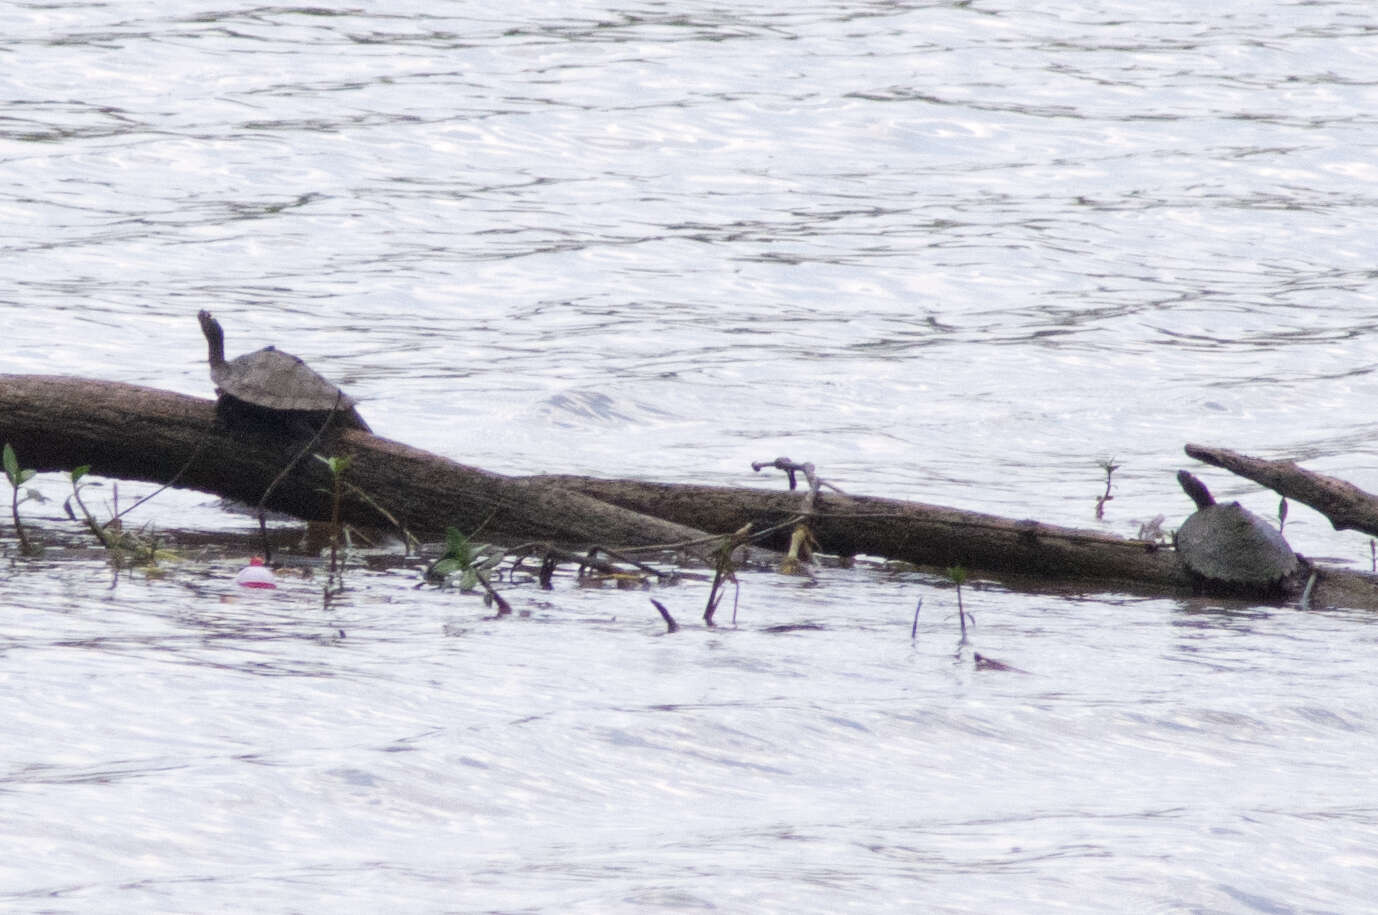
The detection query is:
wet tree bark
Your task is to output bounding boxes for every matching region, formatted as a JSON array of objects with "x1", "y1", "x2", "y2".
[
  {"x1": 530, "y1": 474, "x2": 1378, "y2": 611},
  {"x1": 528, "y1": 474, "x2": 1190, "y2": 586},
  {"x1": 0, "y1": 375, "x2": 714, "y2": 549},
  {"x1": 5, "y1": 374, "x2": 1378, "y2": 609}
]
